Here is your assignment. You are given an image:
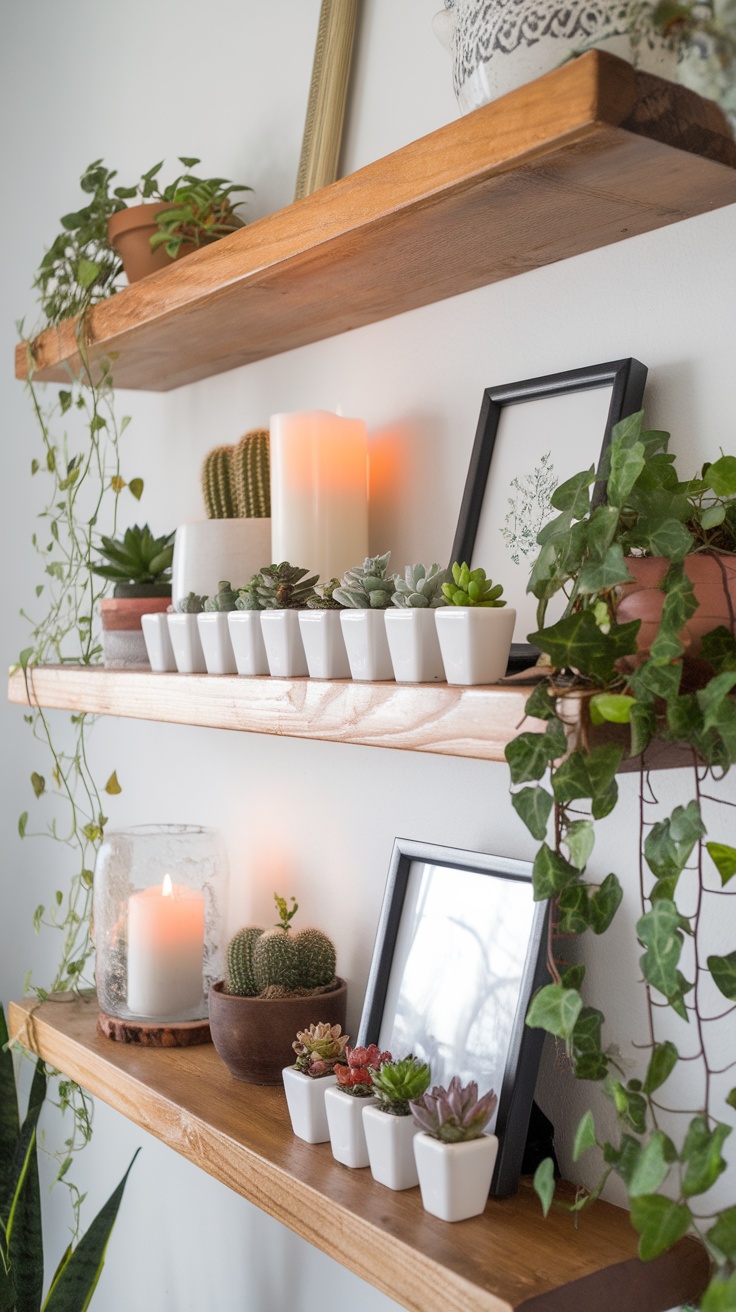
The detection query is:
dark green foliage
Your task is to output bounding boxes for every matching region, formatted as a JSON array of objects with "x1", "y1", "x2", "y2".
[{"x1": 91, "y1": 525, "x2": 174, "y2": 587}]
